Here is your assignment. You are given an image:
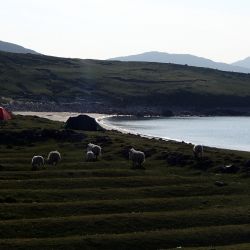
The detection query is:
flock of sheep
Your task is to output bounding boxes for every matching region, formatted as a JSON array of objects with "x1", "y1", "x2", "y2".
[
  {"x1": 31, "y1": 143, "x2": 203, "y2": 170},
  {"x1": 31, "y1": 150, "x2": 61, "y2": 170}
]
